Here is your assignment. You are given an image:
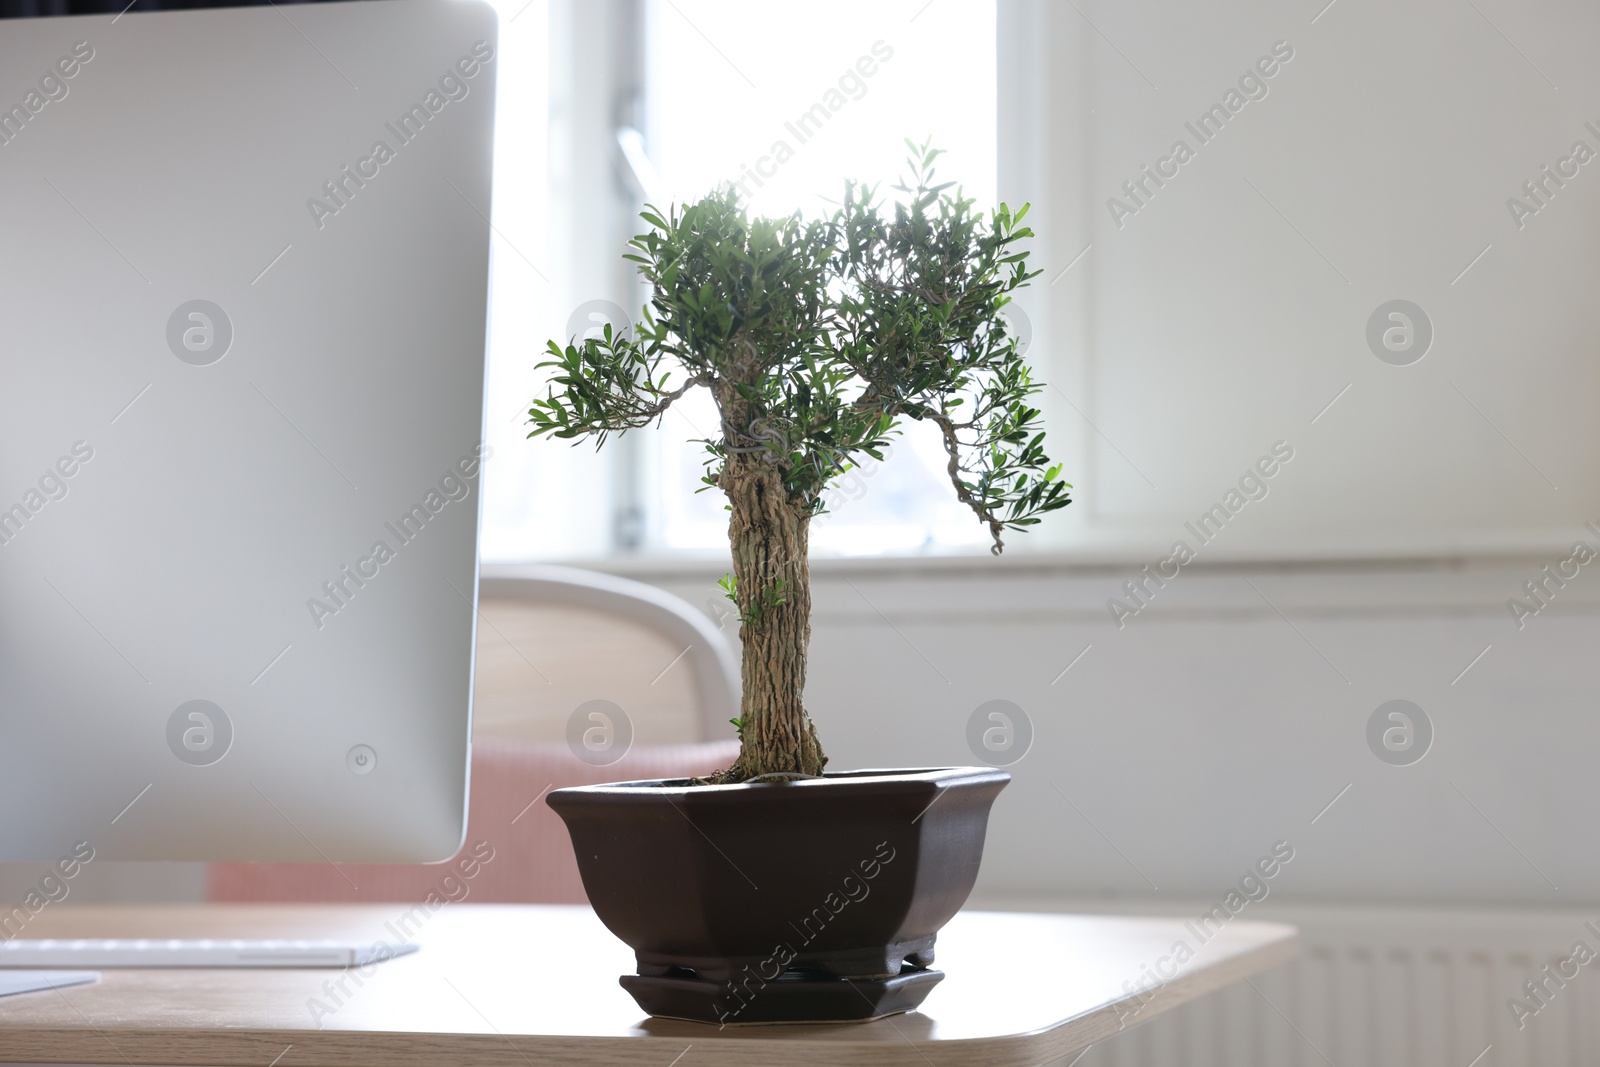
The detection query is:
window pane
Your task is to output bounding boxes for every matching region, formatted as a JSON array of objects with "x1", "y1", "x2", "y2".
[
  {"x1": 478, "y1": 0, "x2": 619, "y2": 564},
  {"x1": 645, "y1": 0, "x2": 998, "y2": 556}
]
